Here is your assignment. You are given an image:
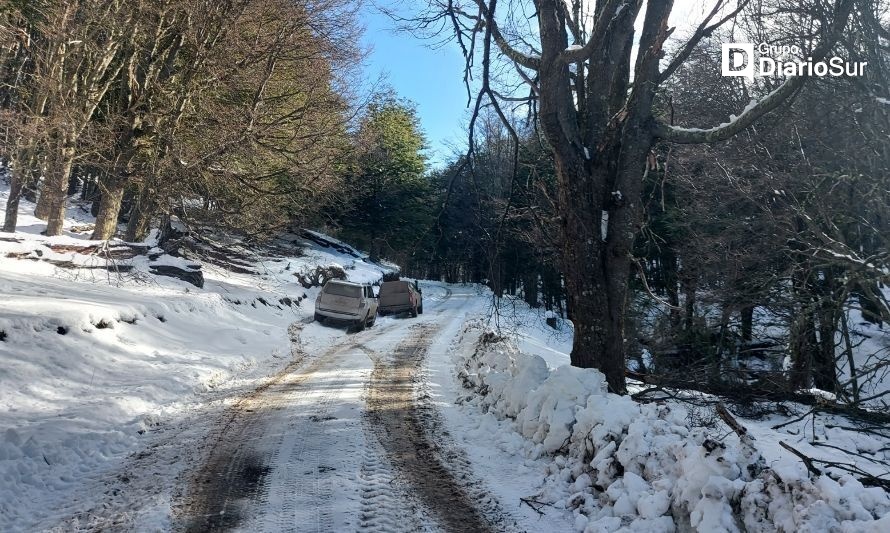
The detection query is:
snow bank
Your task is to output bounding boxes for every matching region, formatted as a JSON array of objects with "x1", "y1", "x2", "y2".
[{"x1": 455, "y1": 324, "x2": 890, "y2": 532}]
